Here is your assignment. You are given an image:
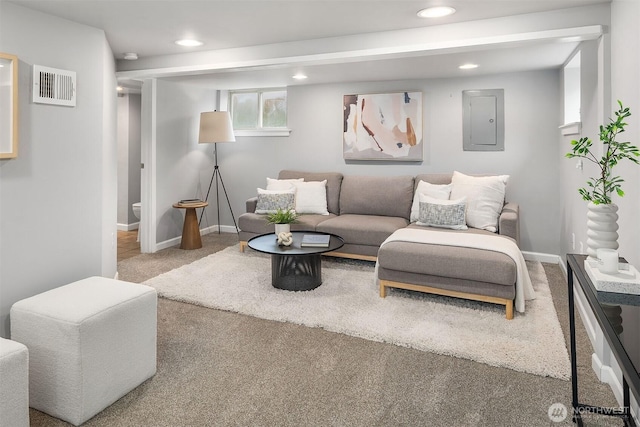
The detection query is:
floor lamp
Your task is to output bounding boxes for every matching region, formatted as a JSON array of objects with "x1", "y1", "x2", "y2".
[{"x1": 198, "y1": 111, "x2": 238, "y2": 233}]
